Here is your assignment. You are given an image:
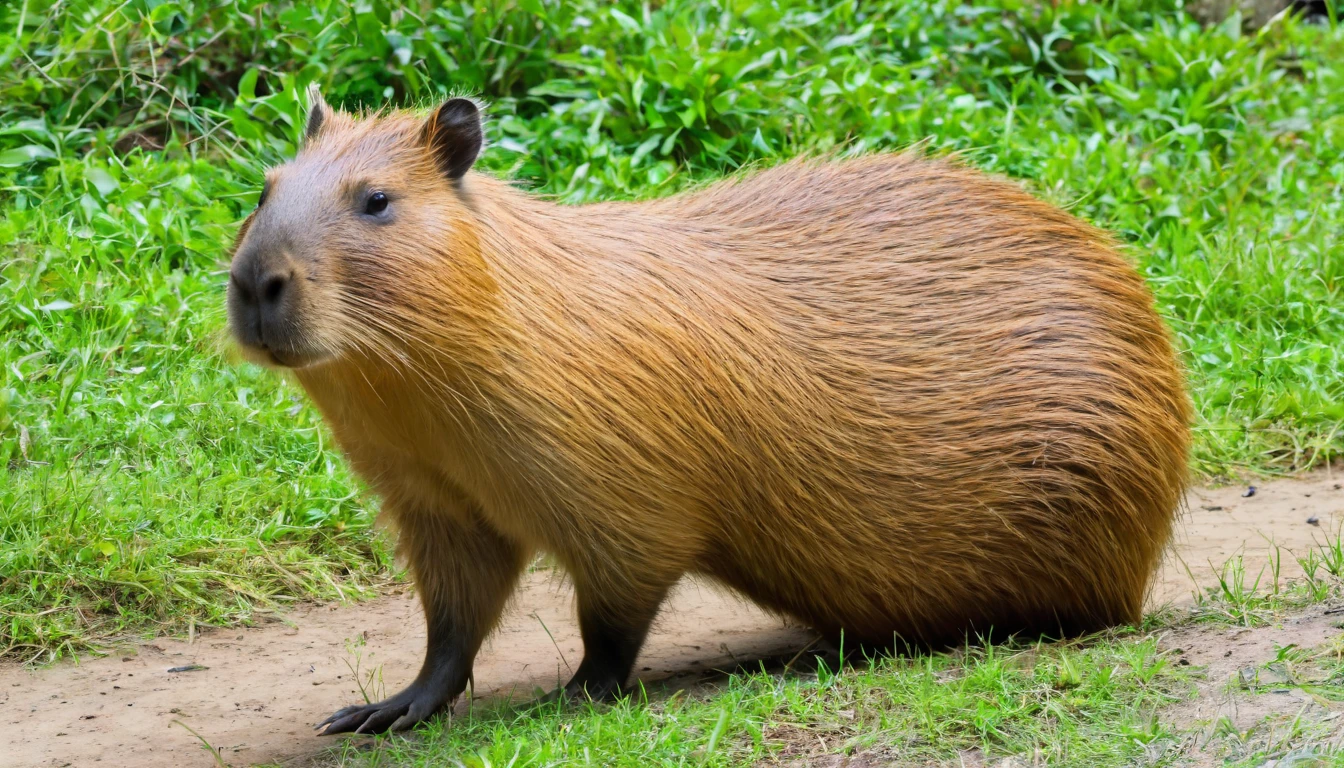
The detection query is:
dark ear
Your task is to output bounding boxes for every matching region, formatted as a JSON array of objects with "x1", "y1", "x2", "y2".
[
  {"x1": 305, "y1": 84, "x2": 332, "y2": 143},
  {"x1": 421, "y1": 98, "x2": 484, "y2": 180}
]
